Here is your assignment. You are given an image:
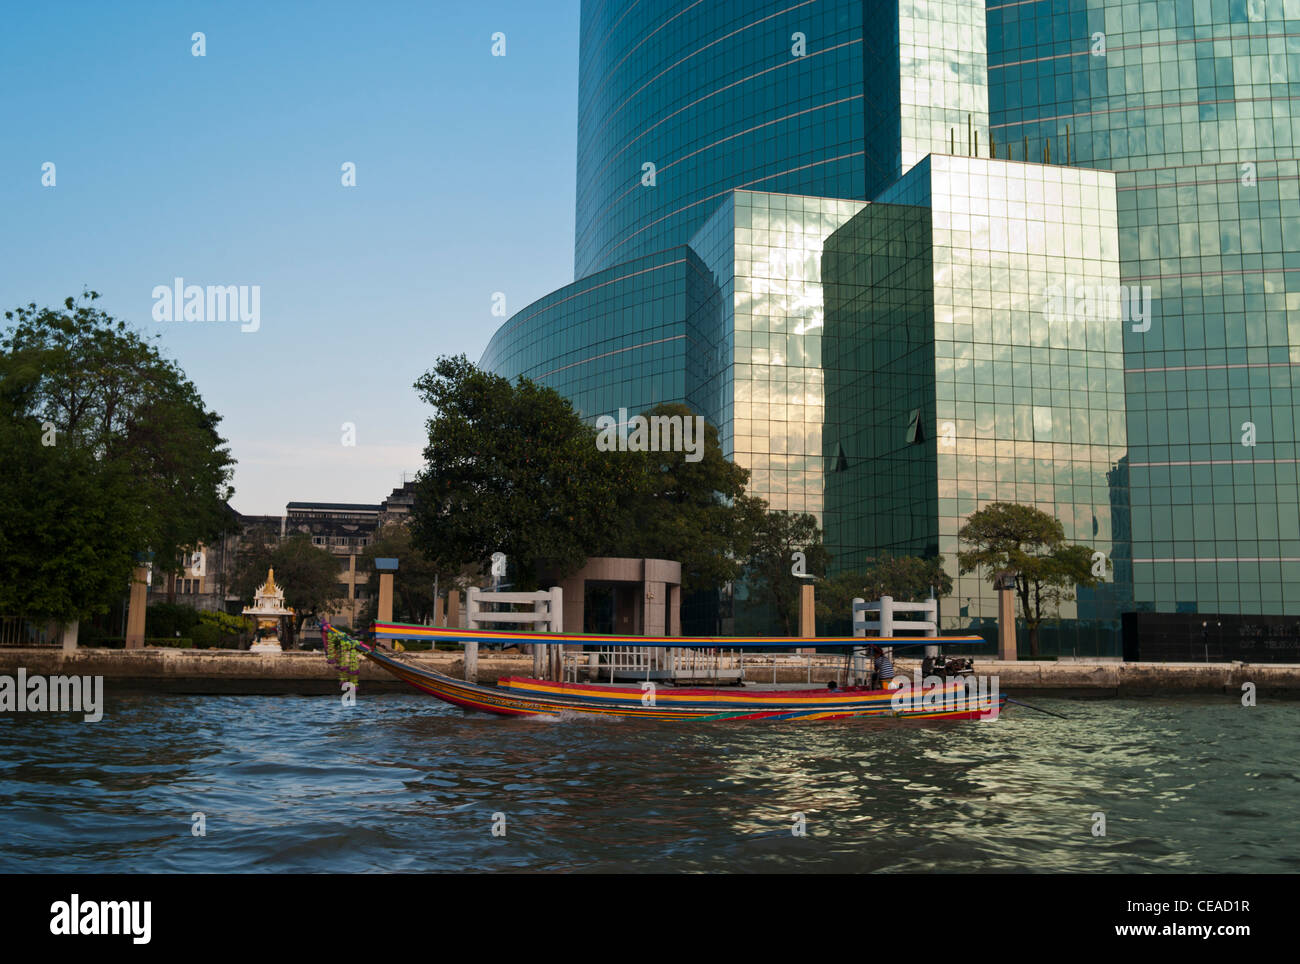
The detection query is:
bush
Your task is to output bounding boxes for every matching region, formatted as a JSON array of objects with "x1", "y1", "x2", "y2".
[
  {"x1": 190, "y1": 622, "x2": 224, "y2": 649},
  {"x1": 146, "y1": 602, "x2": 200, "y2": 639},
  {"x1": 78, "y1": 622, "x2": 114, "y2": 645}
]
